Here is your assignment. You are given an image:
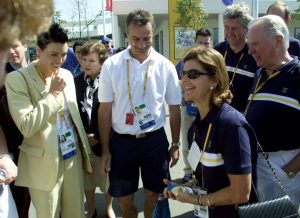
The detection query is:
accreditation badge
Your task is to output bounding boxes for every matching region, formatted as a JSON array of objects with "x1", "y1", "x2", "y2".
[
  {"x1": 59, "y1": 130, "x2": 77, "y2": 160},
  {"x1": 132, "y1": 103, "x2": 155, "y2": 130},
  {"x1": 193, "y1": 188, "x2": 209, "y2": 218},
  {"x1": 187, "y1": 141, "x2": 201, "y2": 171}
]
